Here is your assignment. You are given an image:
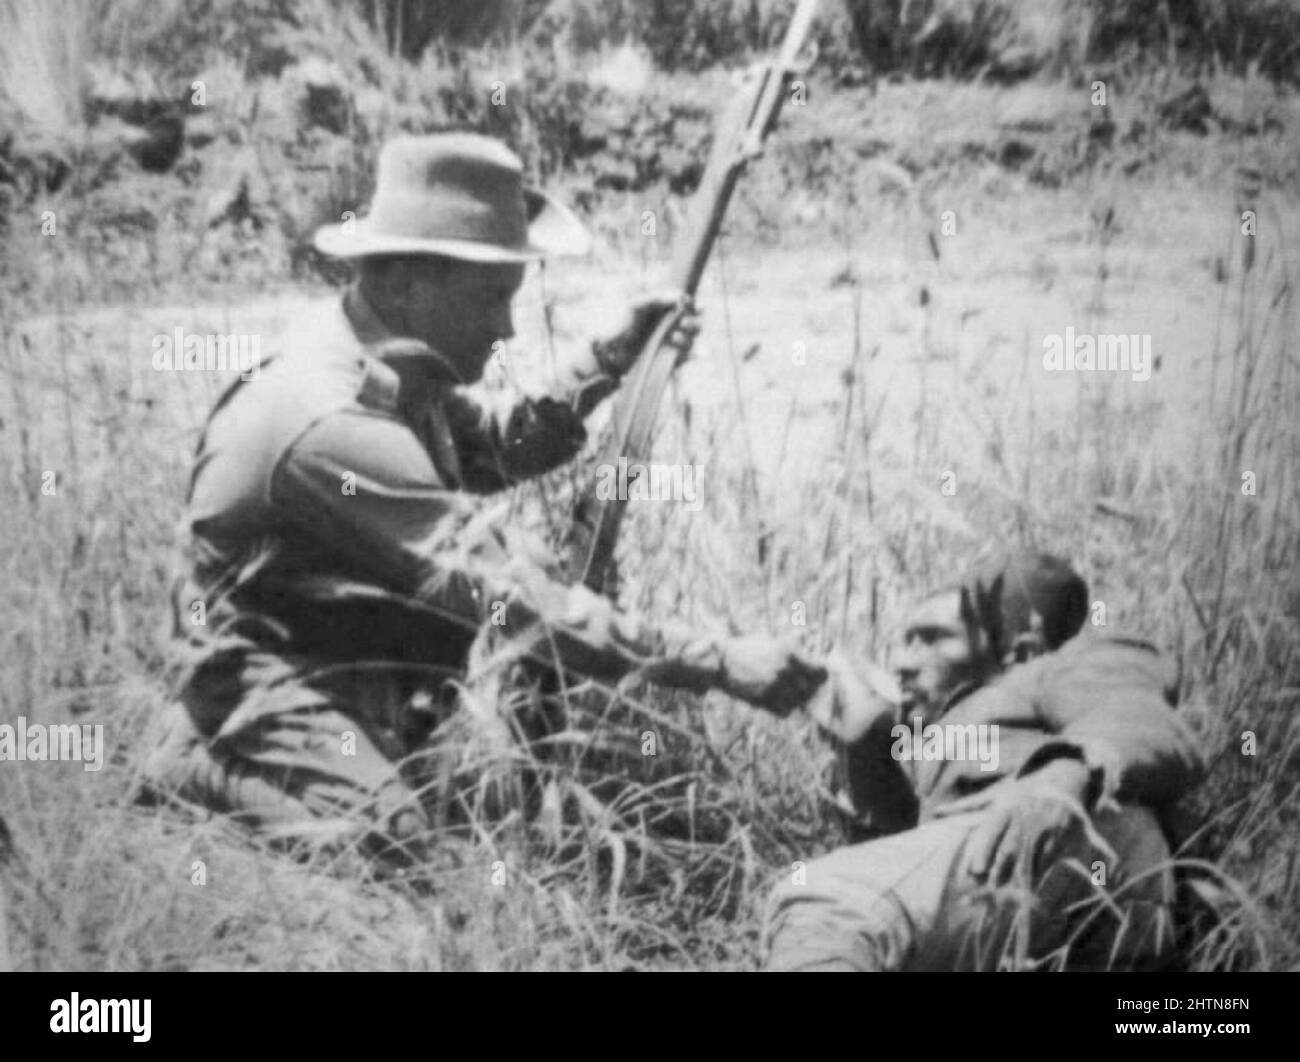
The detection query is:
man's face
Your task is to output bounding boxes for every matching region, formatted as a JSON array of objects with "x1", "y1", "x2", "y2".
[
  {"x1": 892, "y1": 590, "x2": 992, "y2": 724},
  {"x1": 396, "y1": 258, "x2": 526, "y2": 381}
]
